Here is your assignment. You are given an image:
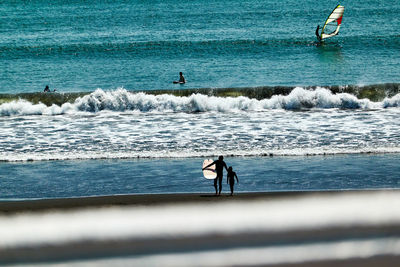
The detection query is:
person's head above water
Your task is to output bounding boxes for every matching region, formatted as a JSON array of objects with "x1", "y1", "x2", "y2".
[
  {"x1": 179, "y1": 72, "x2": 183, "y2": 76},
  {"x1": 228, "y1": 166, "x2": 232, "y2": 171},
  {"x1": 219, "y1": 155, "x2": 223, "y2": 161}
]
